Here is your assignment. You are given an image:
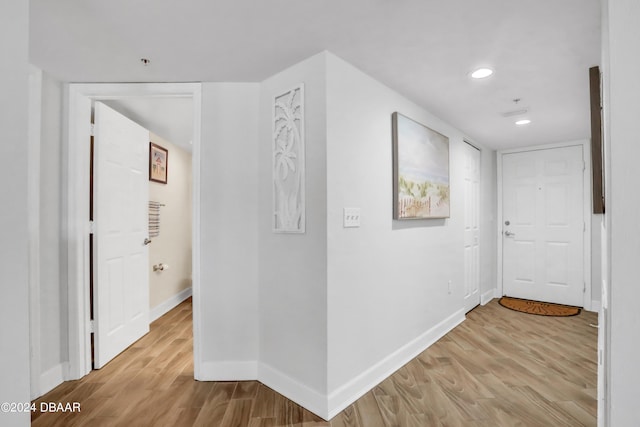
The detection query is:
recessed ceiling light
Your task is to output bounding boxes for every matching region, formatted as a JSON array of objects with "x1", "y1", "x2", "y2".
[
  {"x1": 471, "y1": 68, "x2": 493, "y2": 79},
  {"x1": 515, "y1": 119, "x2": 531, "y2": 125}
]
